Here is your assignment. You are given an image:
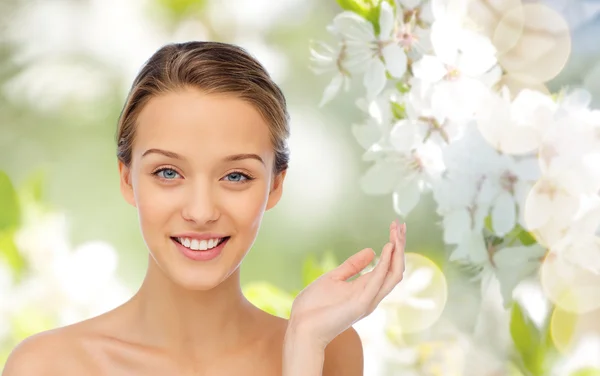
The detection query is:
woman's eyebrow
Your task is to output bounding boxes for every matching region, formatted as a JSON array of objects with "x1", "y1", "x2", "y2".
[
  {"x1": 223, "y1": 153, "x2": 265, "y2": 166},
  {"x1": 142, "y1": 148, "x2": 183, "y2": 160},
  {"x1": 142, "y1": 148, "x2": 265, "y2": 166}
]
